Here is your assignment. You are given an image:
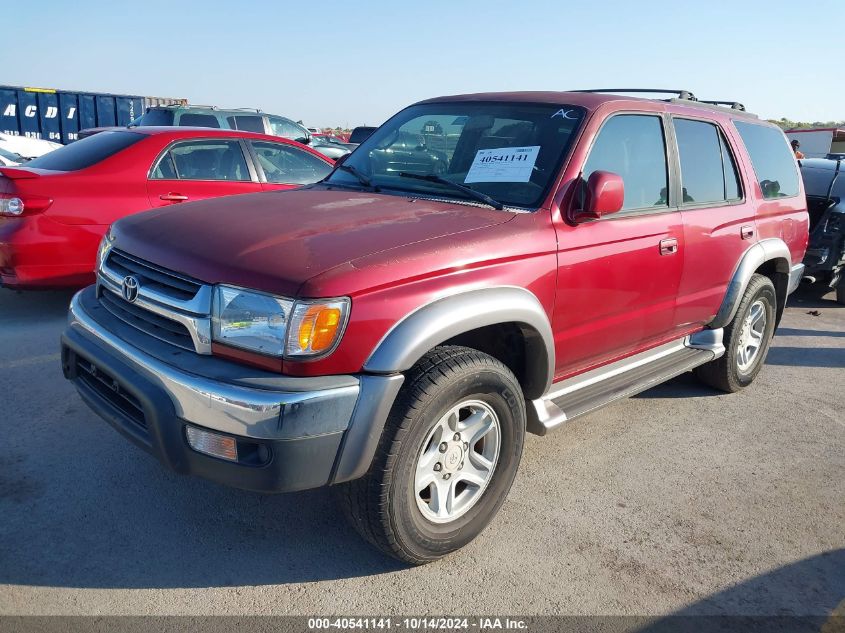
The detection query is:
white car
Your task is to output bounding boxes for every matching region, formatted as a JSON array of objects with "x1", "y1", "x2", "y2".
[
  {"x1": 0, "y1": 133, "x2": 62, "y2": 160},
  {"x1": 0, "y1": 146, "x2": 23, "y2": 166}
]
